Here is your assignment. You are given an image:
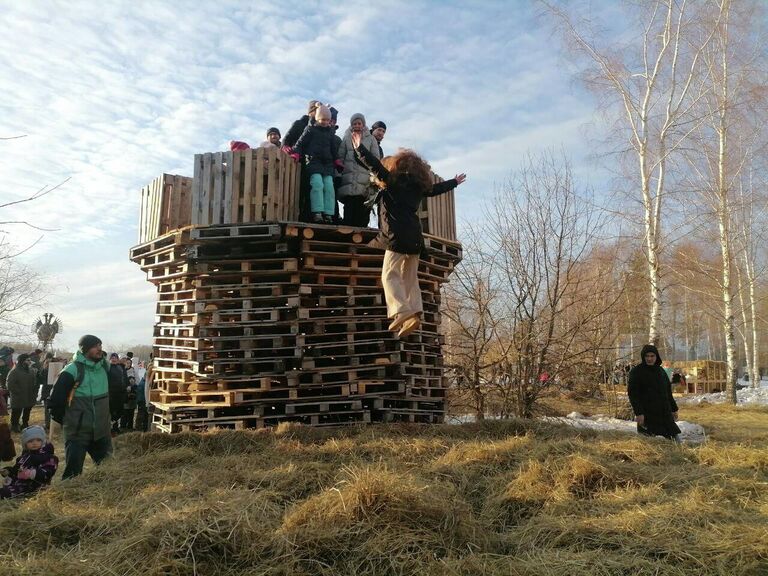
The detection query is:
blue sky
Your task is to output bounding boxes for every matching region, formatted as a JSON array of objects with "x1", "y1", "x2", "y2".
[{"x1": 1, "y1": 0, "x2": 604, "y2": 351}]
